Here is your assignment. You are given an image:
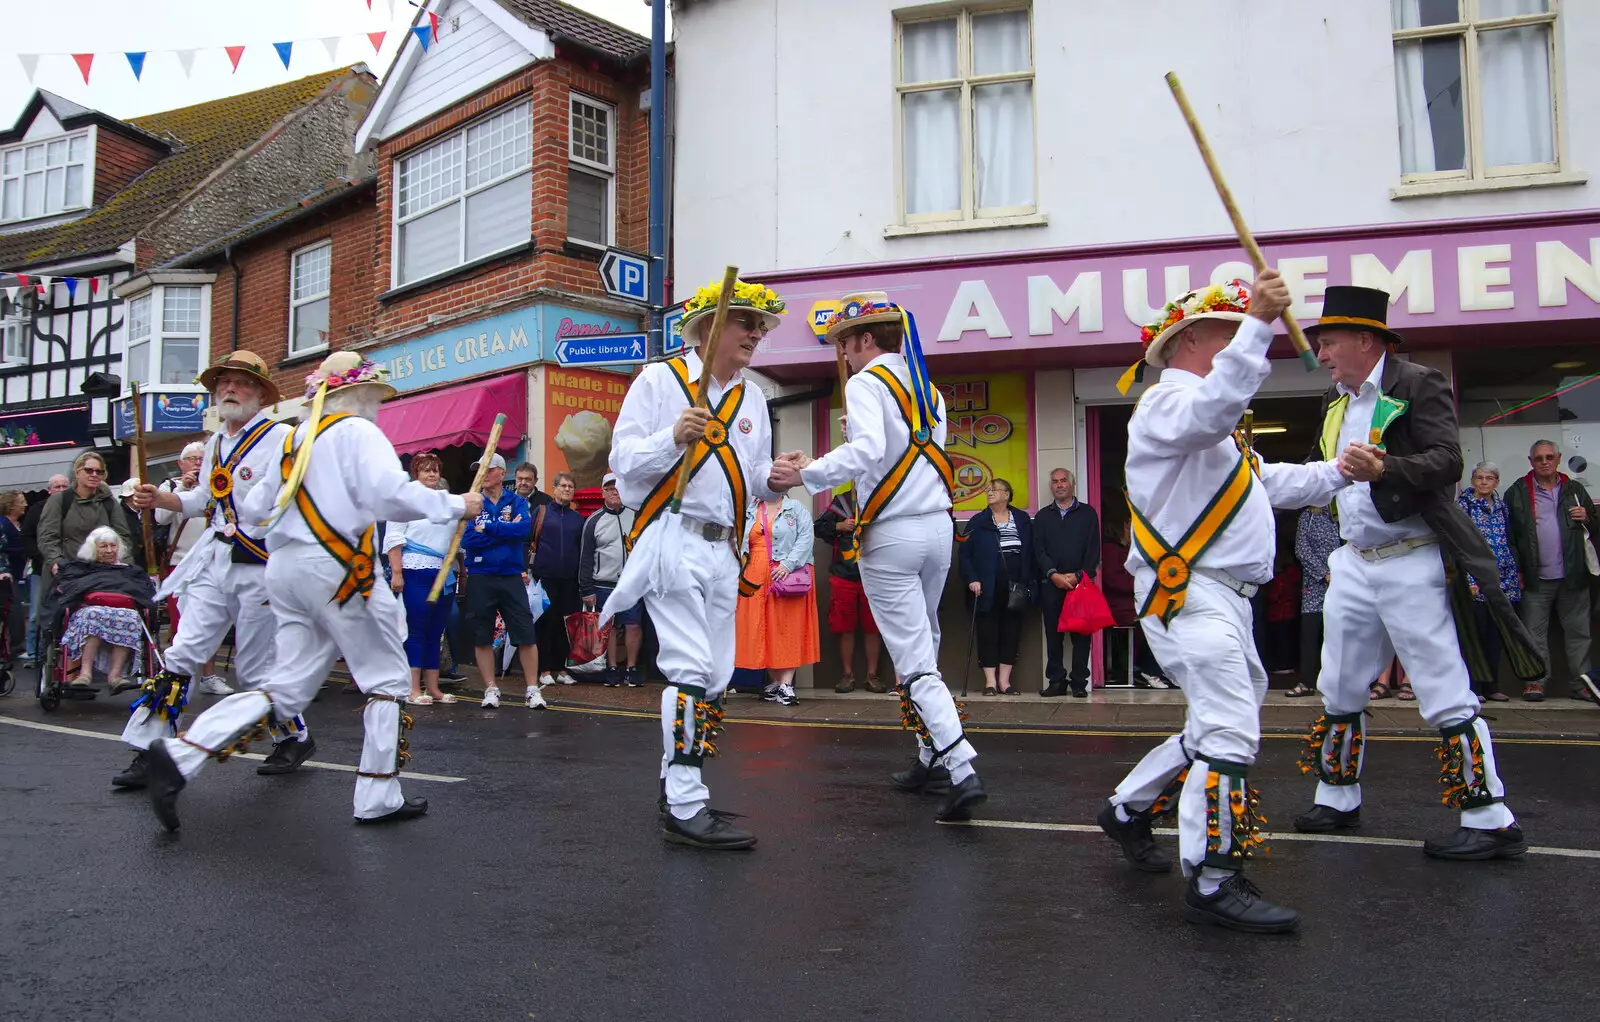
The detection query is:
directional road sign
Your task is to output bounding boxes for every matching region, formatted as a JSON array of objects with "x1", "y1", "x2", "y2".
[
  {"x1": 599, "y1": 248, "x2": 649, "y2": 302},
  {"x1": 553, "y1": 333, "x2": 648, "y2": 366}
]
